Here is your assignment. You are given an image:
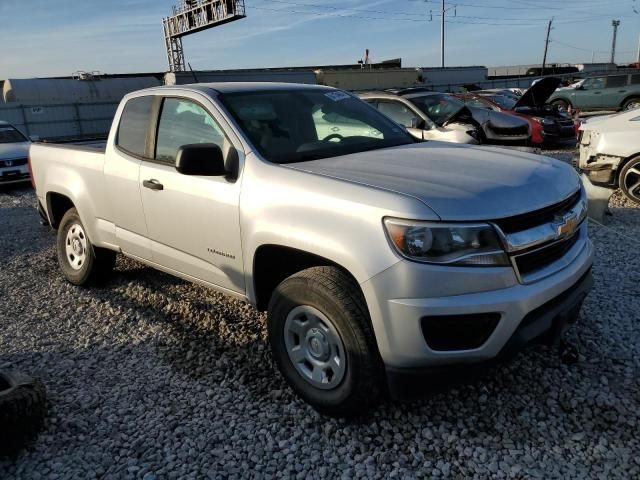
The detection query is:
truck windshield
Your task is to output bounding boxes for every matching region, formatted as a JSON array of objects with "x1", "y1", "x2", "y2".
[
  {"x1": 219, "y1": 89, "x2": 415, "y2": 164},
  {"x1": 0, "y1": 126, "x2": 28, "y2": 144}
]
